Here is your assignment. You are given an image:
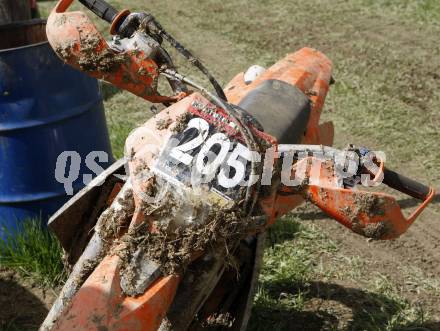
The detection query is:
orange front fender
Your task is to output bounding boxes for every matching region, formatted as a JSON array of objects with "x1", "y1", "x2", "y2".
[{"x1": 52, "y1": 255, "x2": 180, "y2": 331}]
